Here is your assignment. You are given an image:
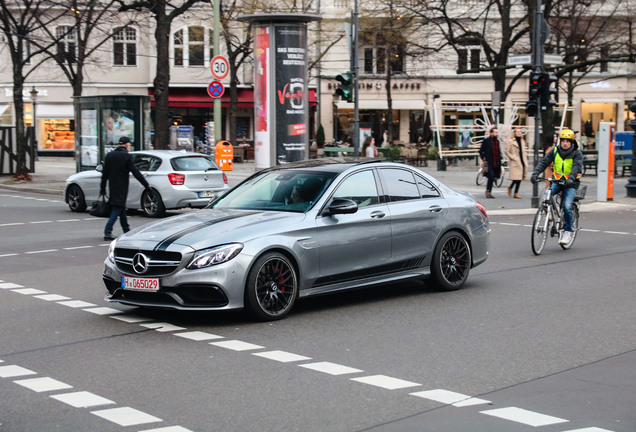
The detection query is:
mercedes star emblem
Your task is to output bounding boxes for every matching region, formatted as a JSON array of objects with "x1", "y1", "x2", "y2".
[{"x1": 132, "y1": 253, "x2": 150, "y2": 274}]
